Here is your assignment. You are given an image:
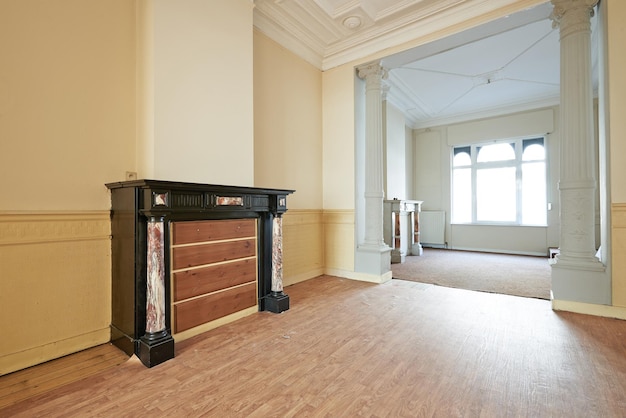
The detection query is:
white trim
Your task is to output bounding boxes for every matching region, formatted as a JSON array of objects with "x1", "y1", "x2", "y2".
[
  {"x1": 449, "y1": 246, "x2": 547, "y2": 257},
  {"x1": 552, "y1": 299, "x2": 626, "y2": 321},
  {"x1": 325, "y1": 268, "x2": 393, "y2": 284}
]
